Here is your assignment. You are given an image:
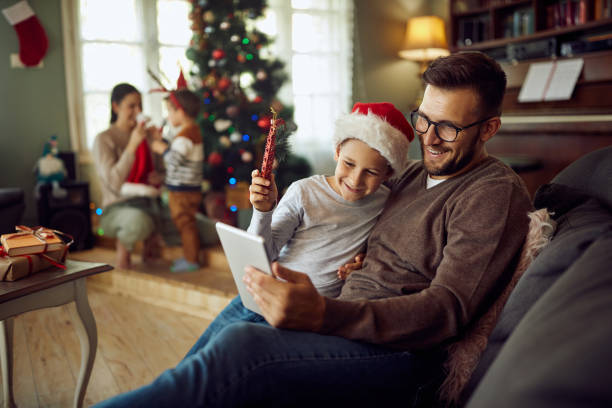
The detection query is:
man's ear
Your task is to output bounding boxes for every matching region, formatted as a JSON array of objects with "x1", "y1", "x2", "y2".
[{"x1": 480, "y1": 117, "x2": 501, "y2": 142}]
